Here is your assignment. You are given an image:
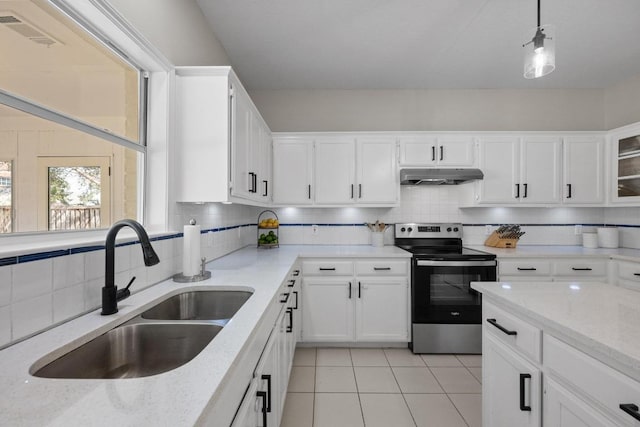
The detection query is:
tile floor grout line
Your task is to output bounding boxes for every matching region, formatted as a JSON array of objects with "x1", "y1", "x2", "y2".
[
  {"x1": 425, "y1": 362, "x2": 473, "y2": 427},
  {"x1": 444, "y1": 393, "x2": 472, "y2": 427},
  {"x1": 350, "y1": 348, "x2": 367, "y2": 427}
]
